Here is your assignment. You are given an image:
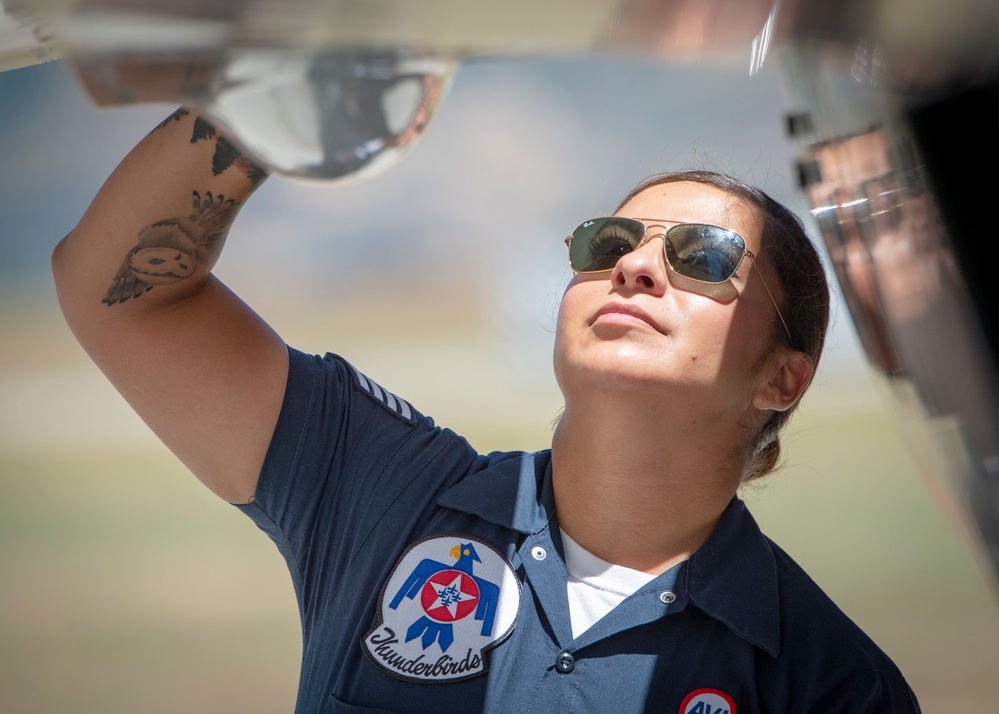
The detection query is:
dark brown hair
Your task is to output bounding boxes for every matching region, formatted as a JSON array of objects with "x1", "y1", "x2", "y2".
[{"x1": 617, "y1": 170, "x2": 831, "y2": 480}]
